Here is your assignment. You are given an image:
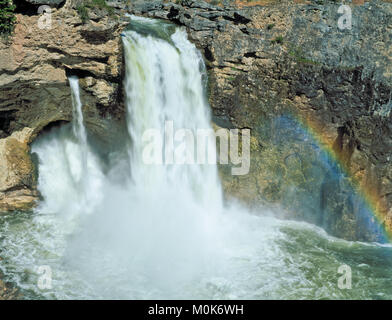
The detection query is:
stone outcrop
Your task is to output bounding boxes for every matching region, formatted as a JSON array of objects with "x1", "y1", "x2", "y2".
[{"x1": 0, "y1": 128, "x2": 37, "y2": 212}]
